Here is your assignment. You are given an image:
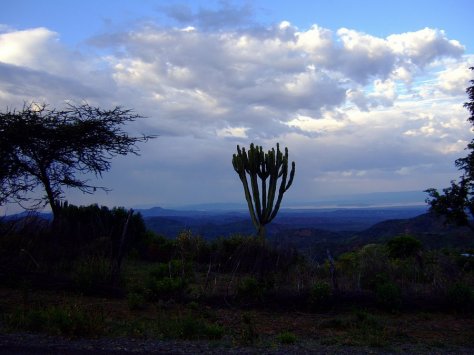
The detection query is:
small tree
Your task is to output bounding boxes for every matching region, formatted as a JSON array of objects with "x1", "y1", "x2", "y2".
[
  {"x1": 232, "y1": 143, "x2": 295, "y2": 238},
  {"x1": 0, "y1": 103, "x2": 155, "y2": 219},
  {"x1": 426, "y1": 67, "x2": 474, "y2": 230}
]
